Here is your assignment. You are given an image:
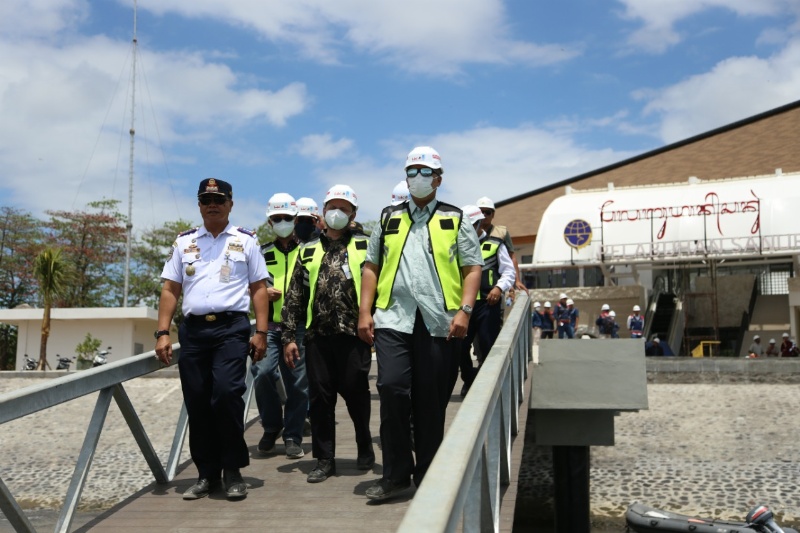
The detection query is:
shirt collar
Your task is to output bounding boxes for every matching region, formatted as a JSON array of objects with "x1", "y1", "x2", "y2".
[
  {"x1": 409, "y1": 197, "x2": 437, "y2": 216},
  {"x1": 198, "y1": 222, "x2": 236, "y2": 239}
]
